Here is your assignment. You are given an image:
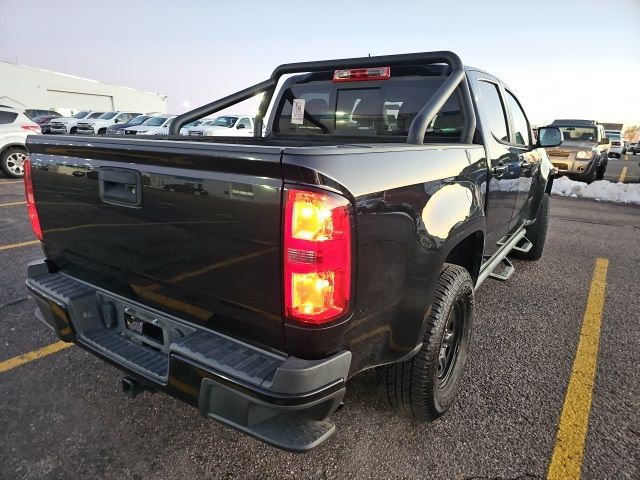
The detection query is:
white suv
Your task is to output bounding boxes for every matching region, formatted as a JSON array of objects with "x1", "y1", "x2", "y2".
[
  {"x1": 76, "y1": 111, "x2": 142, "y2": 135},
  {"x1": 49, "y1": 111, "x2": 105, "y2": 135},
  {"x1": 0, "y1": 106, "x2": 41, "y2": 178},
  {"x1": 124, "y1": 115, "x2": 176, "y2": 135}
]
